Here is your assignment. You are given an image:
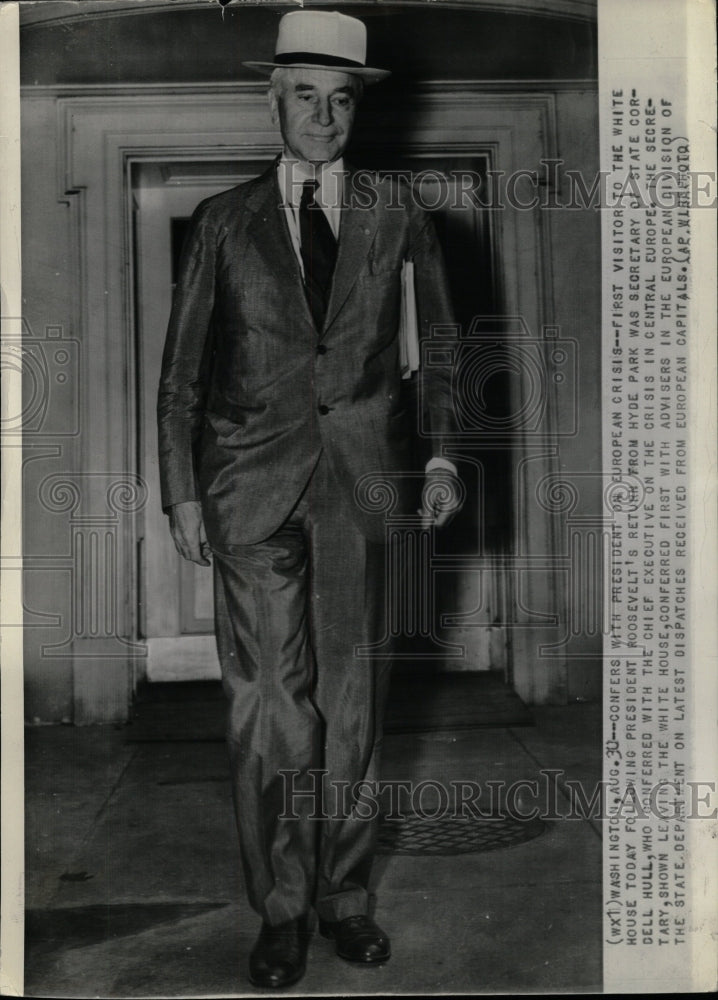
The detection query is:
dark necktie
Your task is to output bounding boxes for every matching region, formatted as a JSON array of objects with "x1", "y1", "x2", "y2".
[{"x1": 299, "y1": 179, "x2": 337, "y2": 331}]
